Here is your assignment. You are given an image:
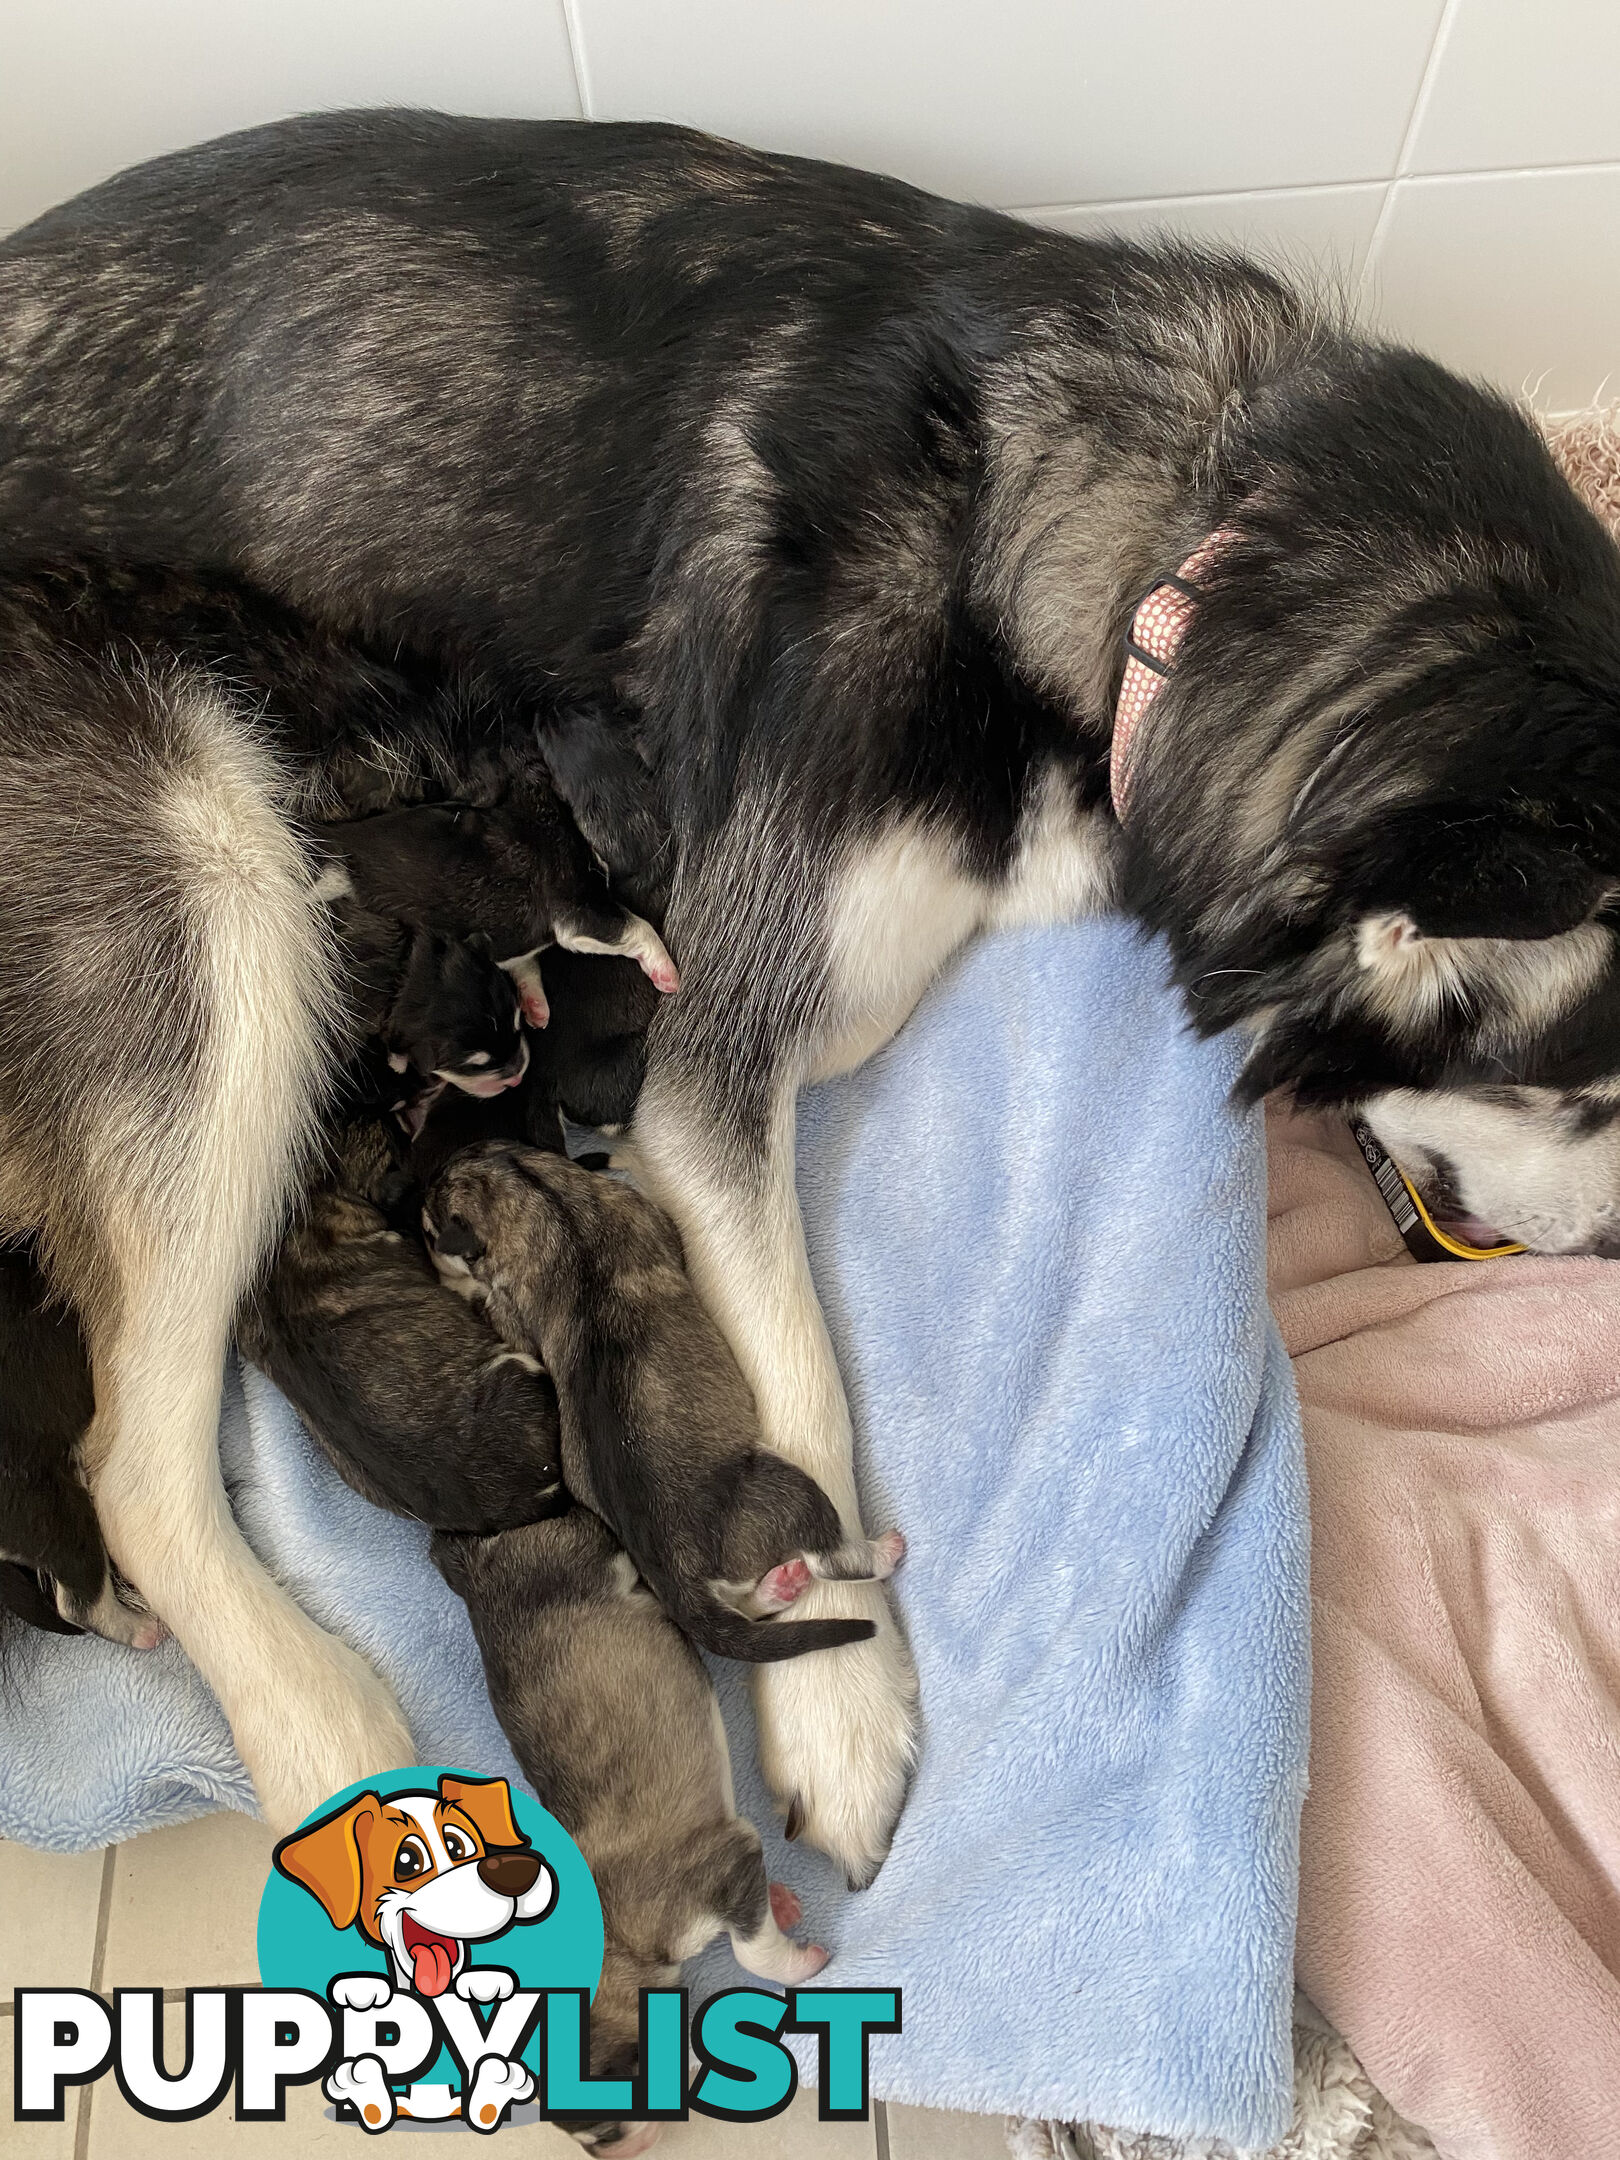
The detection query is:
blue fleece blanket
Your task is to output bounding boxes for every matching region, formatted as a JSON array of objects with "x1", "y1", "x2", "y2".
[{"x1": 0, "y1": 920, "x2": 1308, "y2": 2144}]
